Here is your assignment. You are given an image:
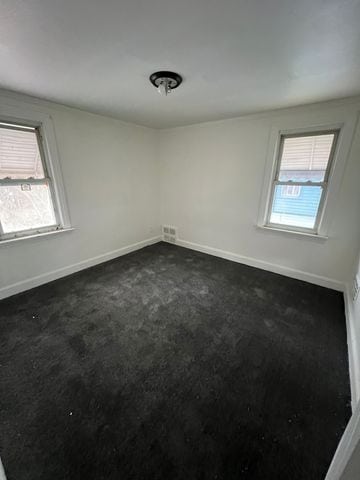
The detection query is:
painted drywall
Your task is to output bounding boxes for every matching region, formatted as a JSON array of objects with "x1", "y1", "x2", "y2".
[
  {"x1": 347, "y1": 251, "x2": 360, "y2": 407},
  {"x1": 340, "y1": 440, "x2": 360, "y2": 480},
  {"x1": 331, "y1": 248, "x2": 360, "y2": 479},
  {"x1": 159, "y1": 99, "x2": 360, "y2": 286},
  {"x1": 0, "y1": 92, "x2": 160, "y2": 294},
  {"x1": 352, "y1": 256, "x2": 360, "y2": 404},
  {"x1": 2, "y1": 1, "x2": 360, "y2": 128},
  {"x1": 1, "y1": 93, "x2": 360, "y2": 297},
  {"x1": 325, "y1": 399, "x2": 360, "y2": 480}
]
